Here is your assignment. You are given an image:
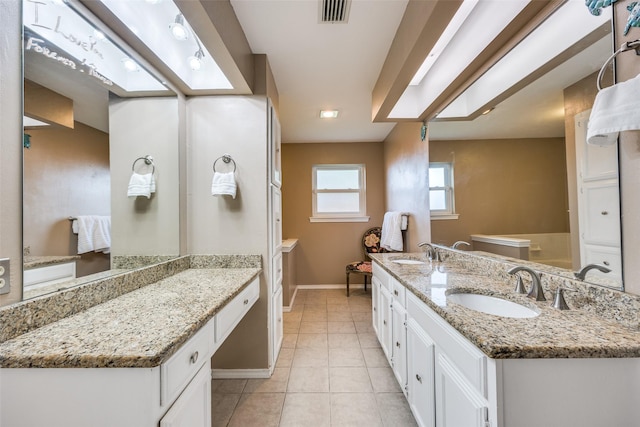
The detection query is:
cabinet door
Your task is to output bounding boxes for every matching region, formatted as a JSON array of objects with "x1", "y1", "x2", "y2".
[
  {"x1": 391, "y1": 301, "x2": 407, "y2": 394},
  {"x1": 269, "y1": 104, "x2": 282, "y2": 187},
  {"x1": 160, "y1": 363, "x2": 211, "y2": 427},
  {"x1": 372, "y1": 276, "x2": 380, "y2": 336},
  {"x1": 270, "y1": 186, "x2": 282, "y2": 255},
  {"x1": 407, "y1": 319, "x2": 435, "y2": 427},
  {"x1": 435, "y1": 352, "x2": 489, "y2": 427},
  {"x1": 379, "y1": 285, "x2": 392, "y2": 362},
  {"x1": 272, "y1": 286, "x2": 284, "y2": 365}
]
